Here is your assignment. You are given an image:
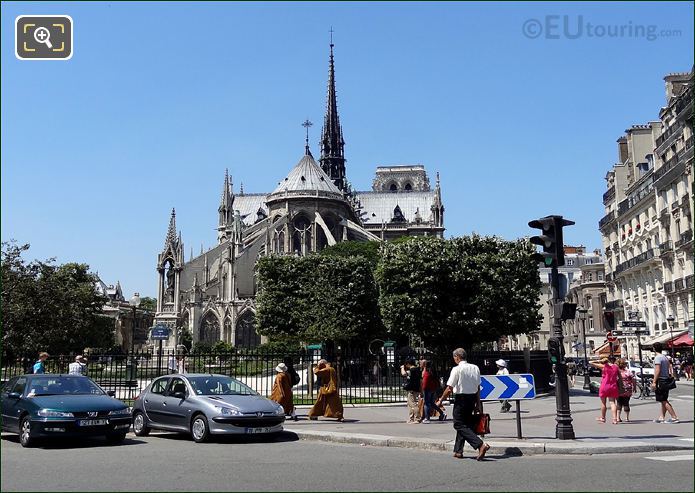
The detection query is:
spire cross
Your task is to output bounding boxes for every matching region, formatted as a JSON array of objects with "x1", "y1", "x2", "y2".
[{"x1": 302, "y1": 119, "x2": 313, "y2": 149}]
